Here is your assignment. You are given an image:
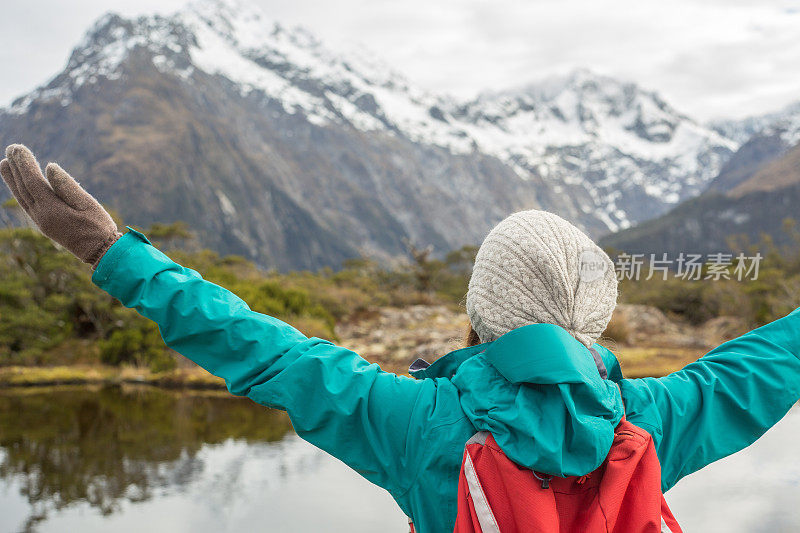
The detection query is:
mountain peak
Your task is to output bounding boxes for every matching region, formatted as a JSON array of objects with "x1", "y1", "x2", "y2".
[
  {"x1": 712, "y1": 100, "x2": 800, "y2": 147},
  {"x1": 540, "y1": 68, "x2": 633, "y2": 94}
]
